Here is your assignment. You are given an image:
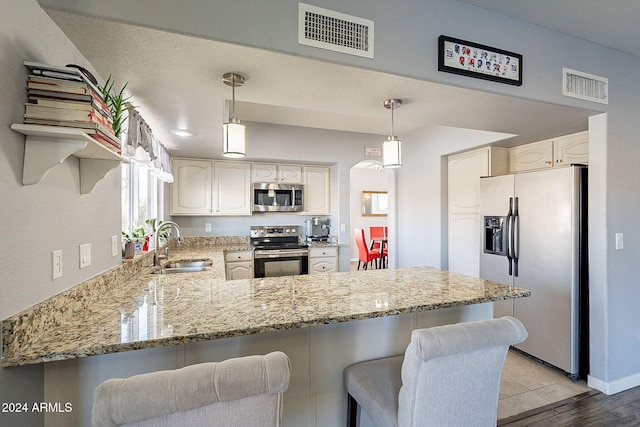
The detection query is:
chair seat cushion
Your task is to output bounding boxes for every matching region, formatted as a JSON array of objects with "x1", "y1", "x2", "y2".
[{"x1": 344, "y1": 355, "x2": 404, "y2": 427}]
